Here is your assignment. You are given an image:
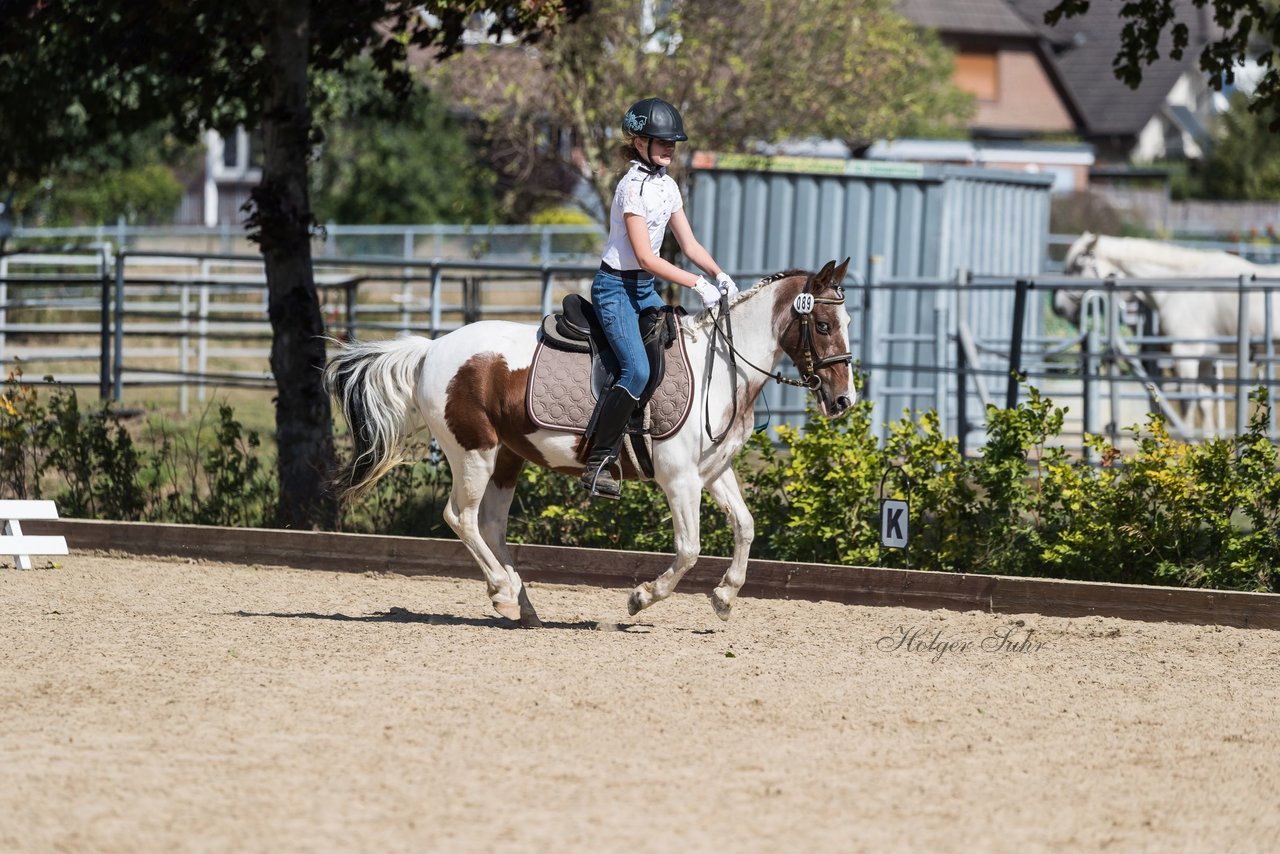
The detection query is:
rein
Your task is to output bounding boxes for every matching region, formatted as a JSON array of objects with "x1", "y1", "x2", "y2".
[{"x1": 702, "y1": 277, "x2": 852, "y2": 443}]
